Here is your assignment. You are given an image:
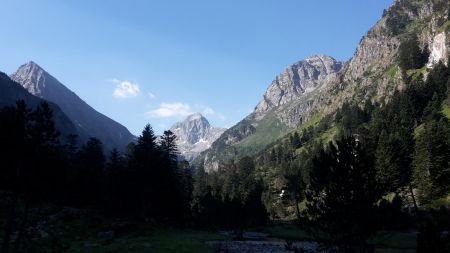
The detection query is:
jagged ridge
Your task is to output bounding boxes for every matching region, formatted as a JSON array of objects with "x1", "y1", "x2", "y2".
[{"x1": 170, "y1": 113, "x2": 226, "y2": 161}]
